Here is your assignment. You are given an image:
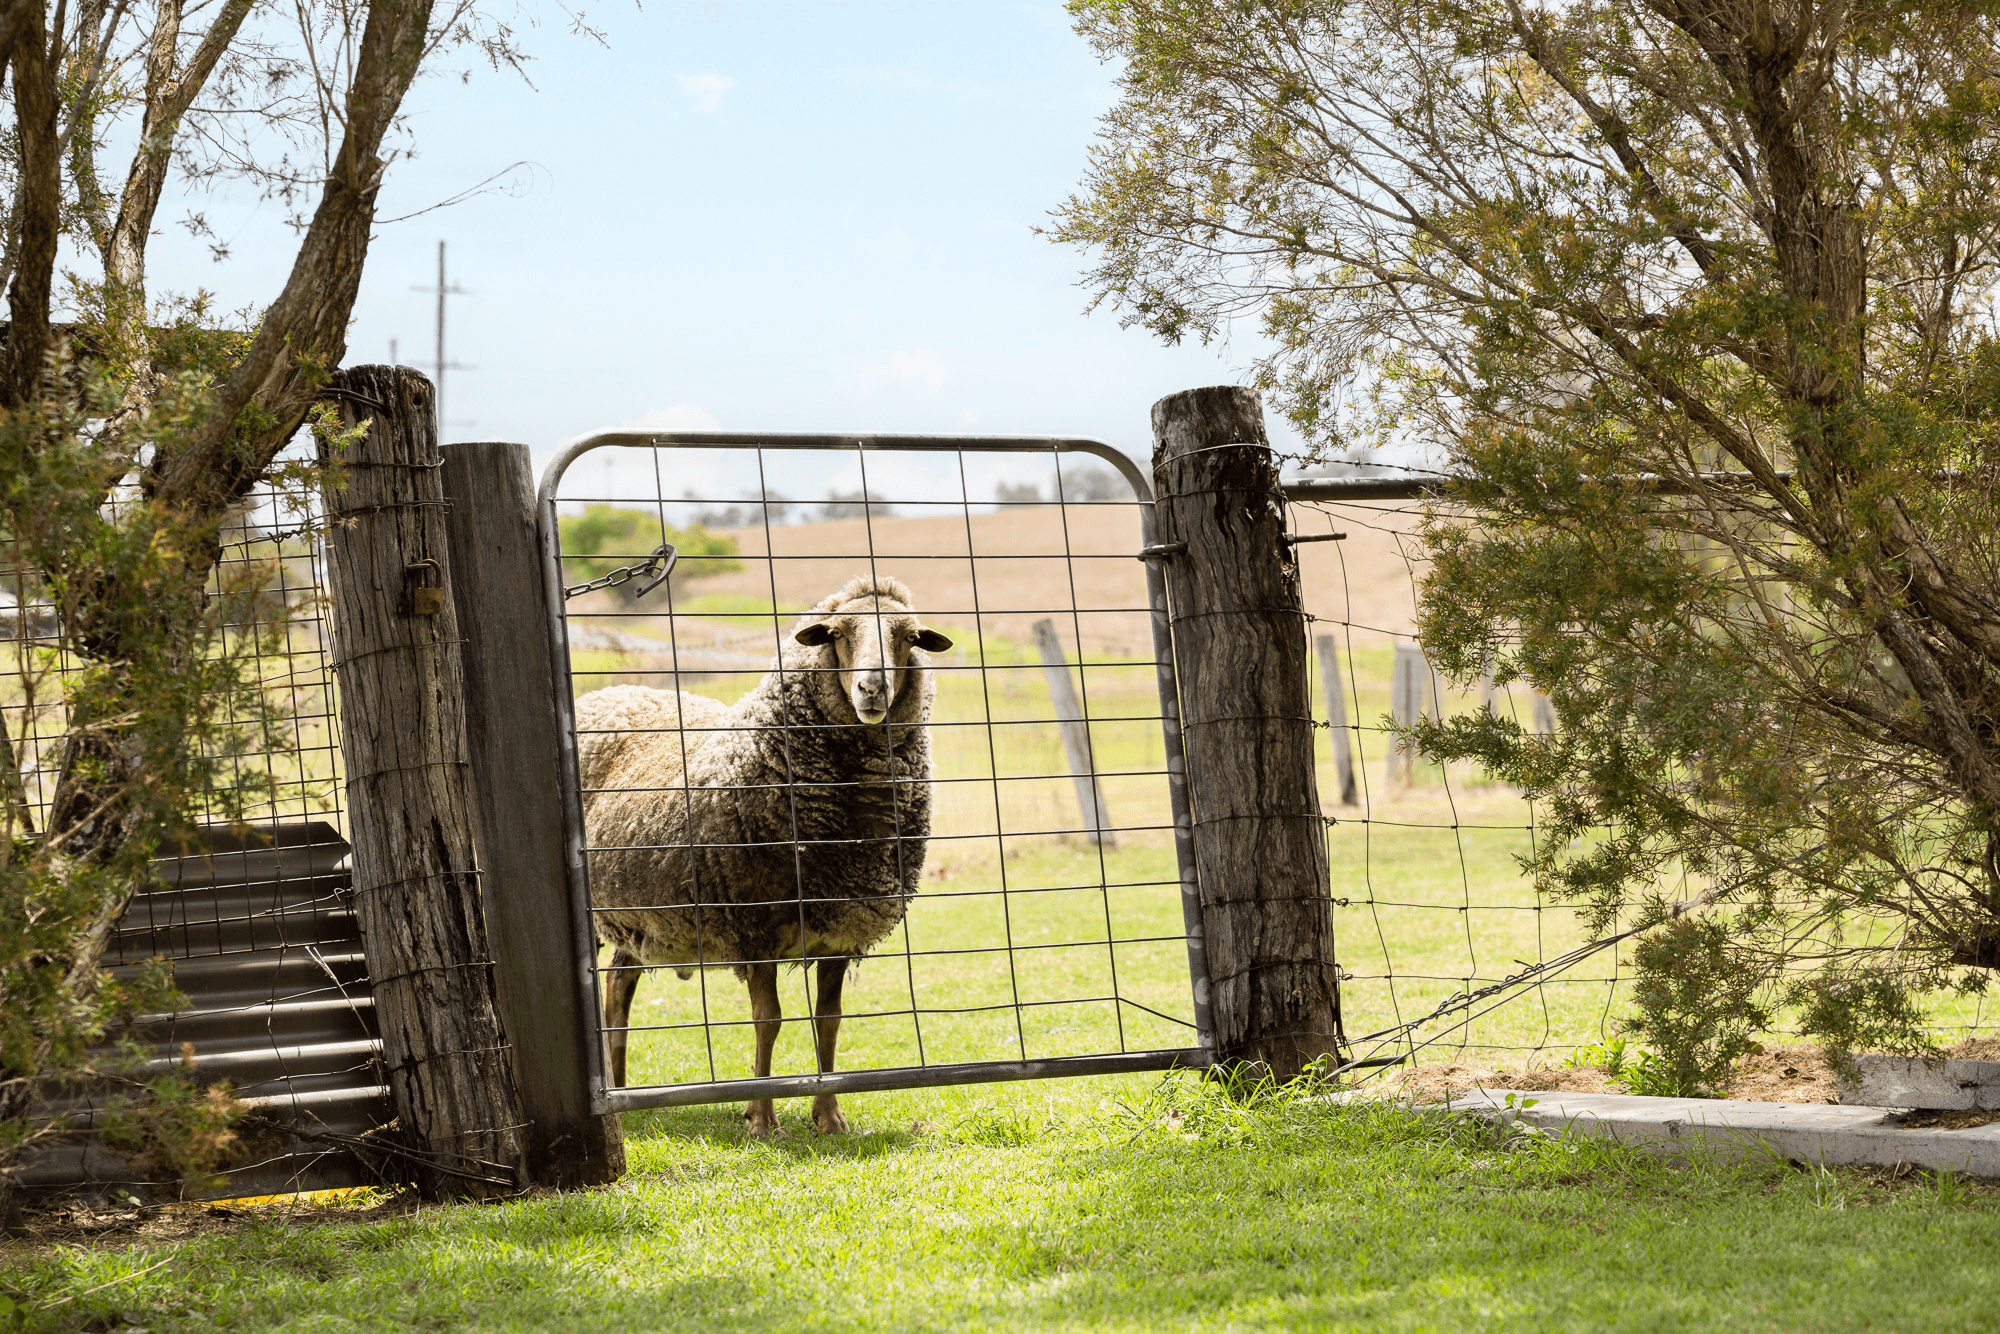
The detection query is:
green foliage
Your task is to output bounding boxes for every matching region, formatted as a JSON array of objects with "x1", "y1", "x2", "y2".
[
  {"x1": 1058, "y1": 0, "x2": 2000, "y2": 1054},
  {"x1": 0, "y1": 349, "x2": 318, "y2": 1180},
  {"x1": 1608, "y1": 1051, "x2": 1693, "y2": 1099},
  {"x1": 1566, "y1": 1036, "x2": 1629, "y2": 1076},
  {"x1": 557, "y1": 505, "x2": 741, "y2": 600},
  {"x1": 1621, "y1": 918, "x2": 1772, "y2": 1097}
]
